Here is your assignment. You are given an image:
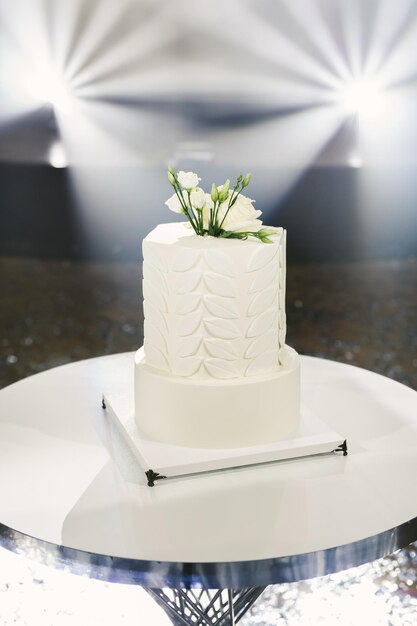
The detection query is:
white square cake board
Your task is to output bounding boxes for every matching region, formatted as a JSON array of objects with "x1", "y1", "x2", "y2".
[{"x1": 103, "y1": 391, "x2": 346, "y2": 485}]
